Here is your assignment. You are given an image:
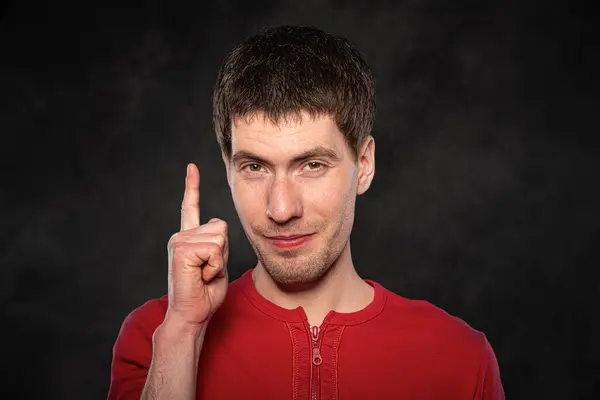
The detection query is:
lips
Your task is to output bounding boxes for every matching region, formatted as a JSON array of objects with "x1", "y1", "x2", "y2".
[
  {"x1": 269, "y1": 234, "x2": 310, "y2": 240},
  {"x1": 267, "y1": 234, "x2": 314, "y2": 250}
]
